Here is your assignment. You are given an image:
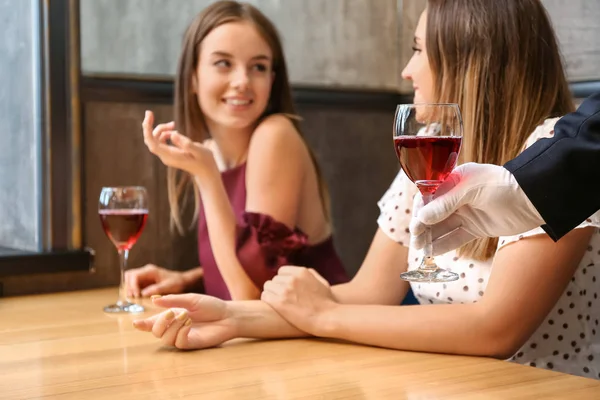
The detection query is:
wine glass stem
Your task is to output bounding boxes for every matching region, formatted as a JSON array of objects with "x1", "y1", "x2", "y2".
[
  {"x1": 118, "y1": 249, "x2": 129, "y2": 305},
  {"x1": 422, "y1": 192, "x2": 435, "y2": 269}
]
